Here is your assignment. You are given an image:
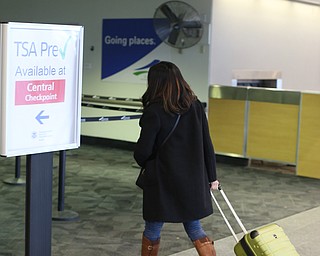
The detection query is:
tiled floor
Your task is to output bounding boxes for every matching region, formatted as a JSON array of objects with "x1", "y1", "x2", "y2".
[{"x1": 0, "y1": 138, "x2": 319, "y2": 256}]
